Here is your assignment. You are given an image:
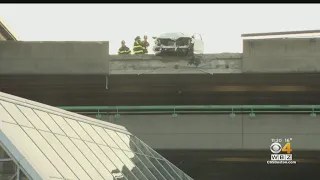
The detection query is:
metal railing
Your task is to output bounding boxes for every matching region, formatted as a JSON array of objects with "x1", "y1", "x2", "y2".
[{"x1": 58, "y1": 105, "x2": 320, "y2": 117}]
